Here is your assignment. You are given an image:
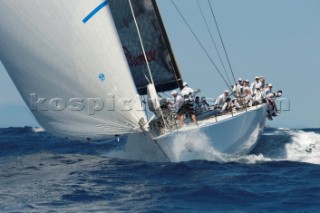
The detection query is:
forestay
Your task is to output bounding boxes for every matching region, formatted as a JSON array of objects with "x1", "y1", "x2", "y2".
[{"x1": 0, "y1": 0, "x2": 147, "y2": 140}]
